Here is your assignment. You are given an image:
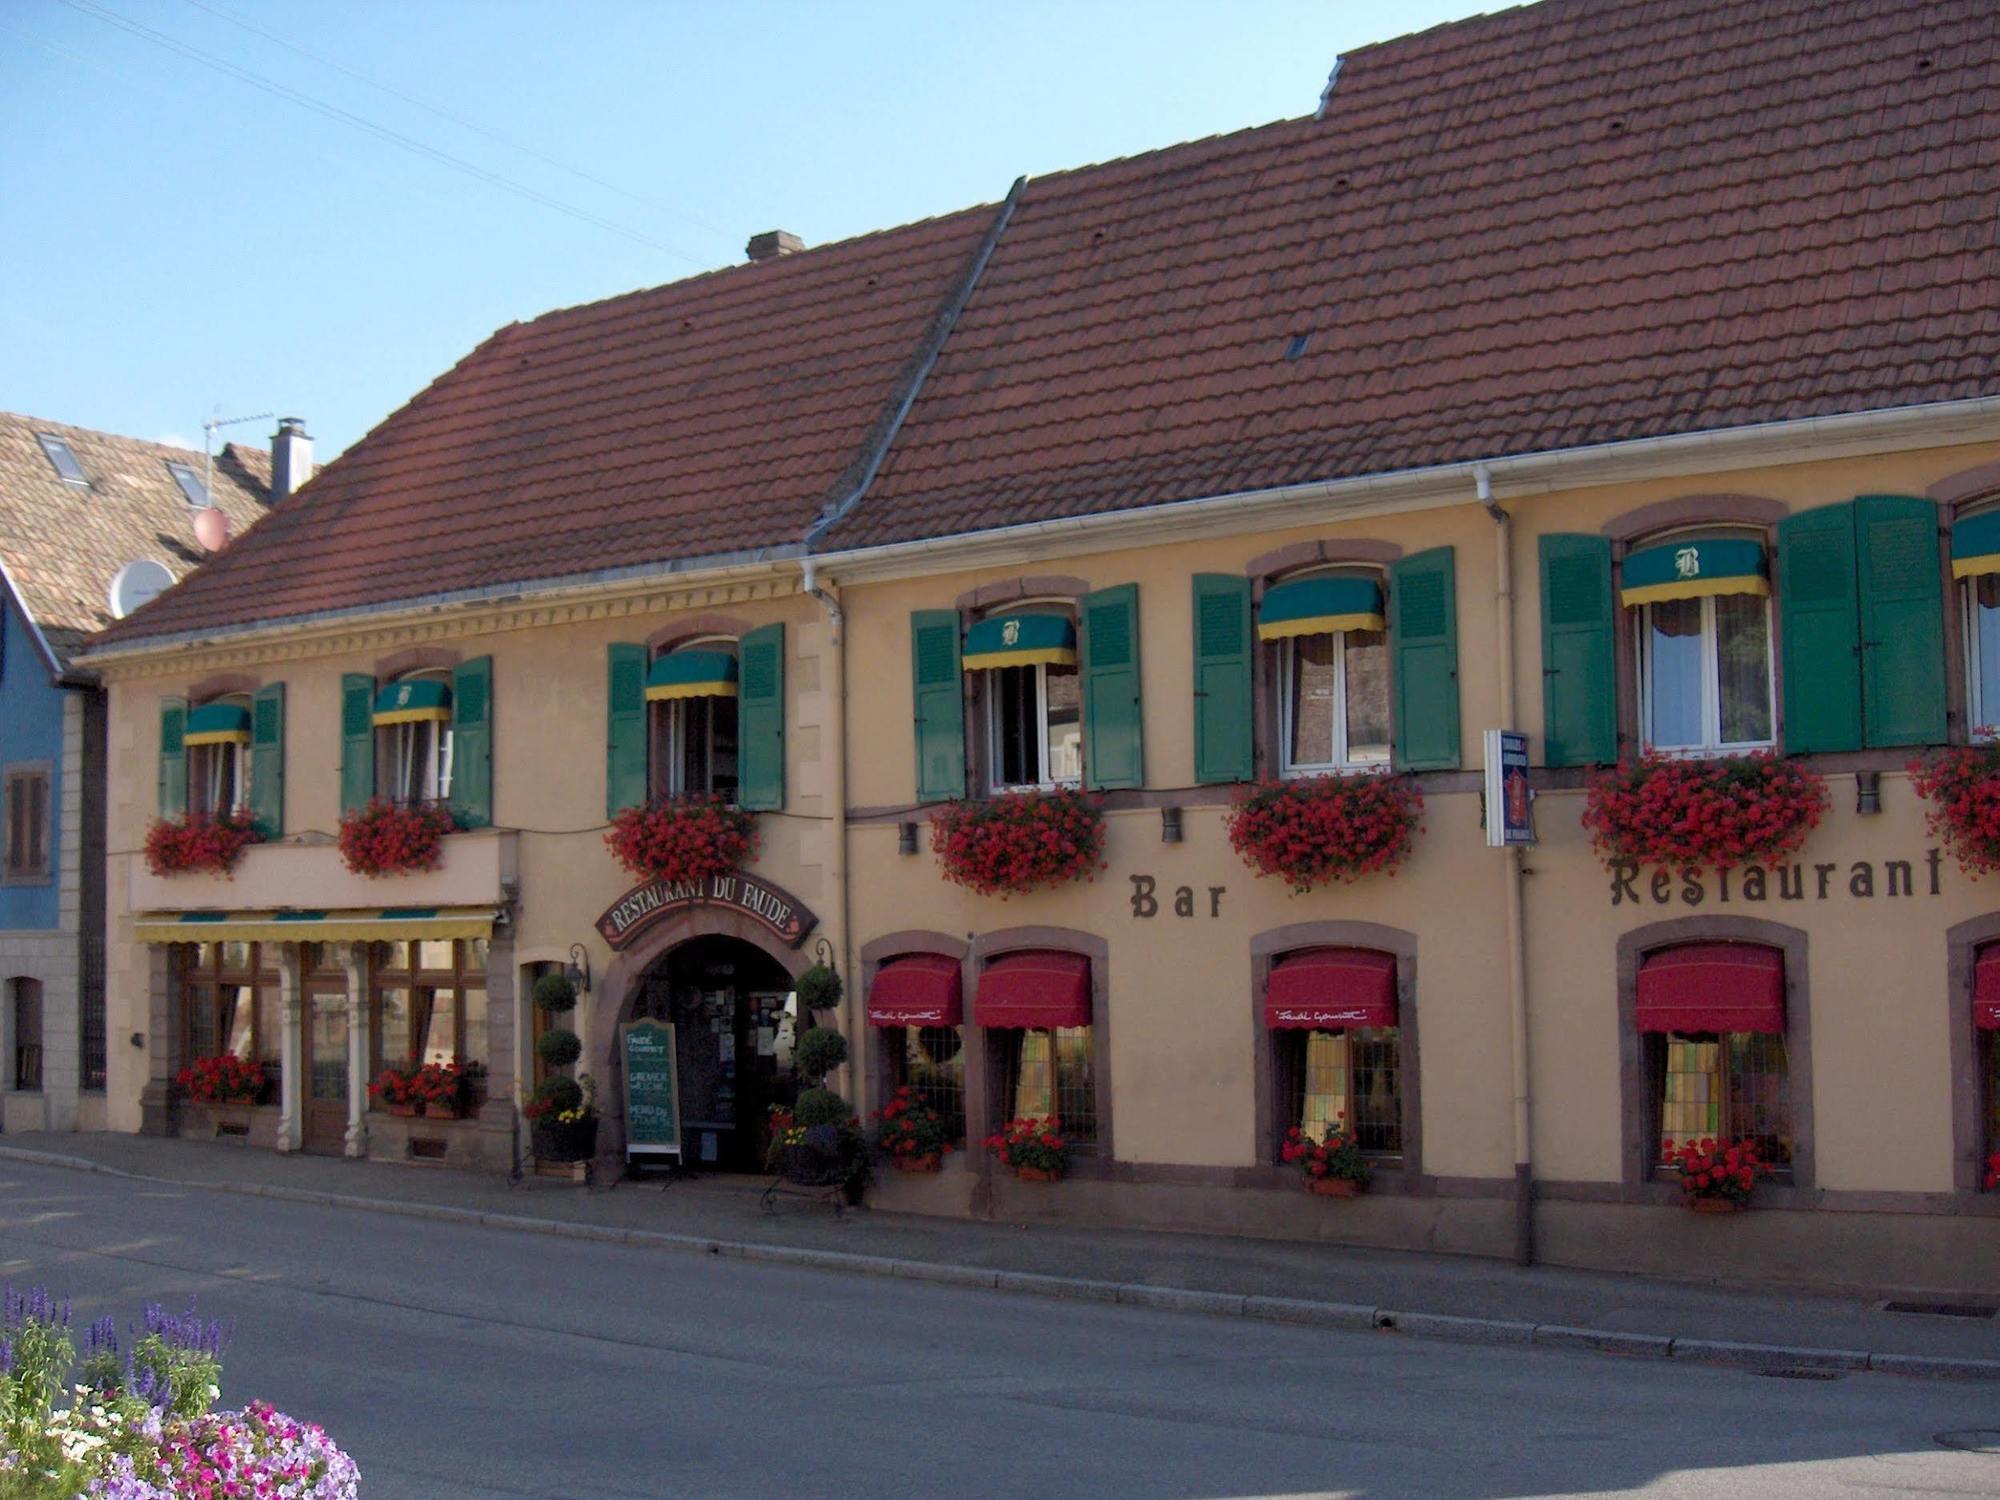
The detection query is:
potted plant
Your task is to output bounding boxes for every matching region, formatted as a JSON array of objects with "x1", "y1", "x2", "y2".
[
  {"x1": 872, "y1": 1085, "x2": 953, "y2": 1172},
  {"x1": 176, "y1": 1053, "x2": 267, "y2": 1135},
  {"x1": 984, "y1": 1115, "x2": 1068, "y2": 1181},
  {"x1": 604, "y1": 795, "x2": 757, "y2": 883},
  {"x1": 1226, "y1": 774, "x2": 1424, "y2": 892},
  {"x1": 411, "y1": 1061, "x2": 466, "y2": 1120},
  {"x1": 143, "y1": 811, "x2": 262, "y2": 877},
  {"x1": 337, "y1": 797, "x2": 458, "y2": 877},
  {"x1": 1583, "y1": 752, "x2": 1827, "y2": 873},
  {"x1": 931, "y1": 787, "x2": 1105, "y2": 897},
  {"x1": 368, "y1": 1066, "x2": 422, "y2": 1117},
  {"x1": 524, "y1": 1073, "x2": 600, "y2": 1162},
  {"x1": 1281, "y1": 1118, "x2": 1372, "y2": 1197},
  {"x1": 1662, "y1": 1136, "x2": 1772, "y2": 1212},
  {"x1": 1909, "y1": 744, "x2": 2000, "y2": 876}
]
